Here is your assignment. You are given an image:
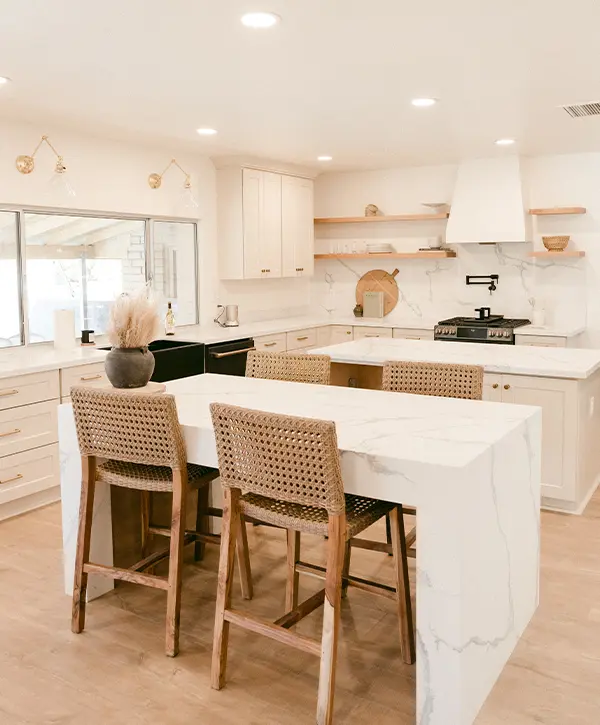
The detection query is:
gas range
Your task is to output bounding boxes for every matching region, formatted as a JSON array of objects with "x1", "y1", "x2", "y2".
[{"x1": 434, "y1": 312, "x2": 531, "y2": 345}]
